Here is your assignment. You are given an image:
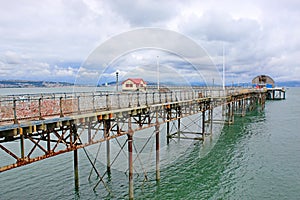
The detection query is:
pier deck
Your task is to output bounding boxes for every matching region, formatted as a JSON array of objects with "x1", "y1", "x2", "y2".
[{"x1": 0, "y1": 87, "x2": 268, "y2": 199}]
